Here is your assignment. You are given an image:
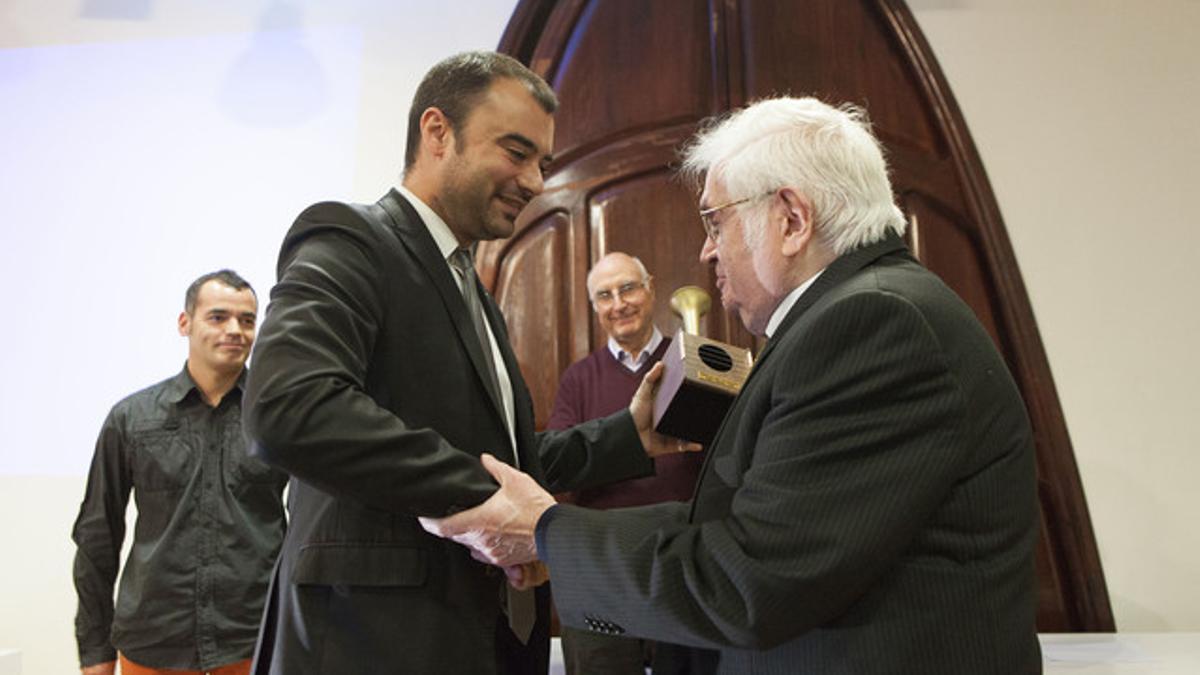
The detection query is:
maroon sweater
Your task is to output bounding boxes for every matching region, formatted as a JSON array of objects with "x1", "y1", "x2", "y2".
[{"x1": 547, "y1": 338, "x2": 704, "y2": 509}]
